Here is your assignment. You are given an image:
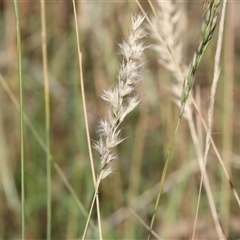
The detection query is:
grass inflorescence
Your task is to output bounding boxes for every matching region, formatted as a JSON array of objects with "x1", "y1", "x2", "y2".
[{"x1": 94, "y1": 14, "x2": 147, "y2": 180}]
